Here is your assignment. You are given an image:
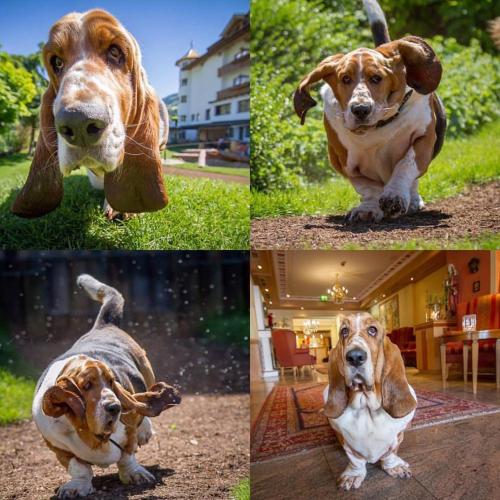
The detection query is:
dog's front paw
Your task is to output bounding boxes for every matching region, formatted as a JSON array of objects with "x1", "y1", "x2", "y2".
[
  {"x1": 337, "y1": 473, "x2": 365, "y2": 491},
  {"x1": 408, "y1": 193, "x2": 425, "y2": 214},
  {"x1": 379, "y1": 190, "x2": 410, "y2": 218},
  {"x1": 57, "y1": 480, "x2": 94, "y2": 498},
  {"x1": 346, "y1": 203, "x2": 384, "y2": 224},
  {"x1": 119, "y1": 464, "x2": 156, "y2": 485},
  {"x1": 383, "y1": 463, "x2": 412, "y2": 479},
  {"x1": 137, "y1": 417, "x2": 154, "y2": 446}
]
